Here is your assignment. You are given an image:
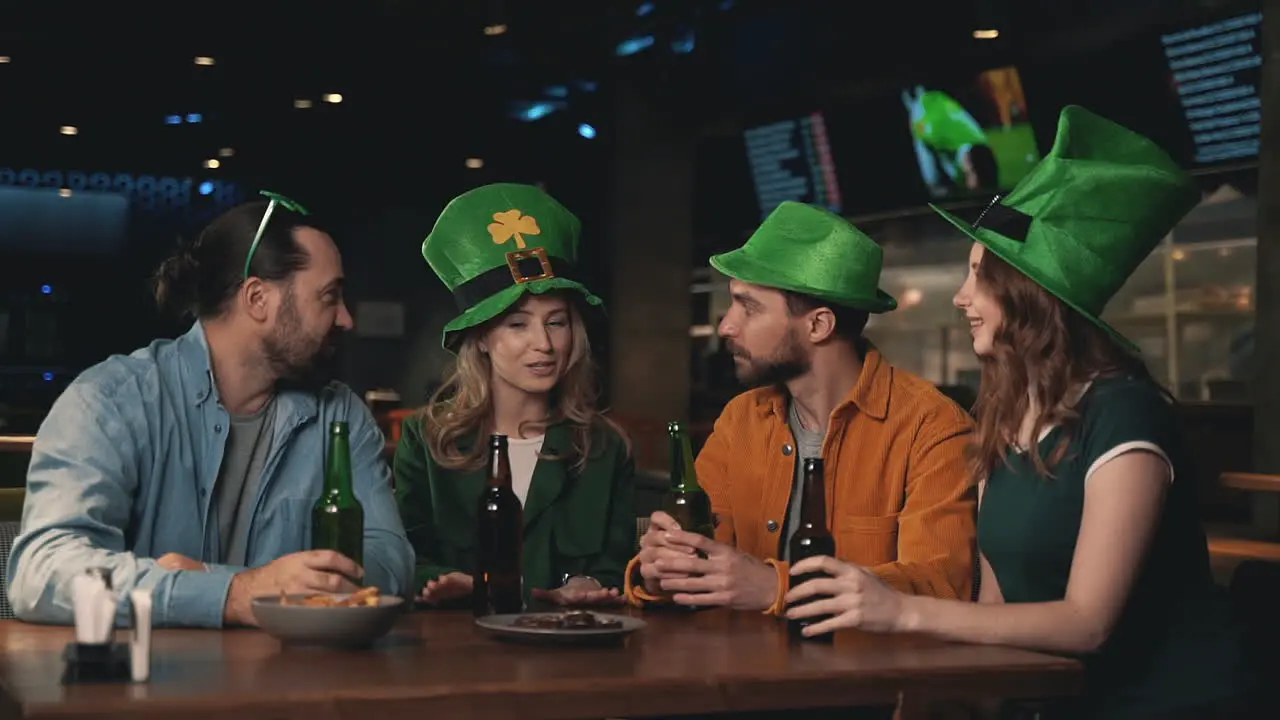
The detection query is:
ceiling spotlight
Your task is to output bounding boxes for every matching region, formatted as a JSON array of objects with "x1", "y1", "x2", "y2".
[
  {"x1": 194, "y1": 56, "x2": 215, "y2": 66},
  {"x1": 294, "y1": 99, "x2": 313, "y2": 109},
  {"x1": 60, "y1": 125, "x2": 78, "y2": 136},
  {"x1": 218, "y1": 147, "x2": 235, "y2": 158},
  {"x1": 465, "y1": 158, "x2": 484, "y2": 169},
  {"x1": 973, "y1": 29, "x2": 1000, "y2": 39},
  {"x1": 58, "y1": 189, "x2": 72, "y2": 198},
  {"x1": 204, "y1": 159, "x2": 221, "y2": 169},
  {"x1": 484, "y1": 24, "x2": 508, "y2": 36},
  {"x1": 323, "y1": 93, "x2": 343, "y2": 104},
  {"x1": 0, "y1": 56, "x2": 10, "y2": 64}
]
